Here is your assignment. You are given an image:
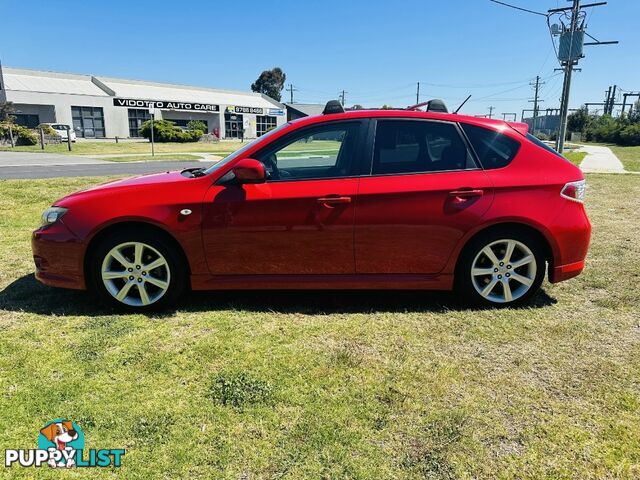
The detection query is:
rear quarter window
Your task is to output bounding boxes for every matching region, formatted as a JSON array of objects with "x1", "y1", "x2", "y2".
[
  {"x1": 461, "y1": 124, "x2": 520, "y2": 169},
  {"x1": 525, "y1": 133, "x2": 566, "y2": 159}
]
